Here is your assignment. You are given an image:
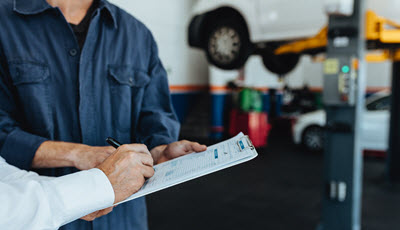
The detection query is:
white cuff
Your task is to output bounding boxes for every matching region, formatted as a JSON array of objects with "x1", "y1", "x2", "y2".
[{"x1": 41, "y1": 168, "x2": 115, "y2": 227}]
